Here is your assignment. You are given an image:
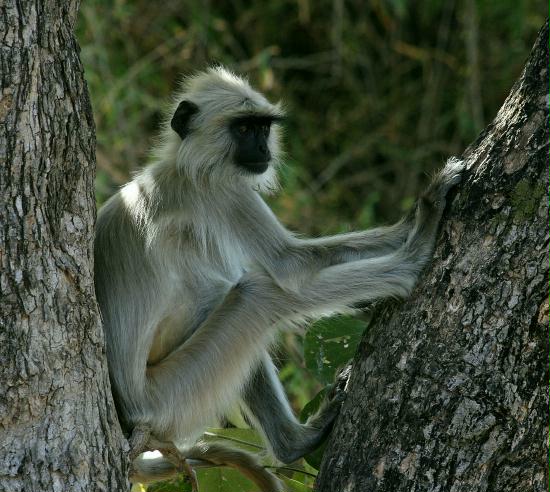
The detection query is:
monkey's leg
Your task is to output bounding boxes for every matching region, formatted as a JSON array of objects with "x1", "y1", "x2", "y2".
[{"x1": 241, "y1": 354, "x2": 346, "y2": 464}]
